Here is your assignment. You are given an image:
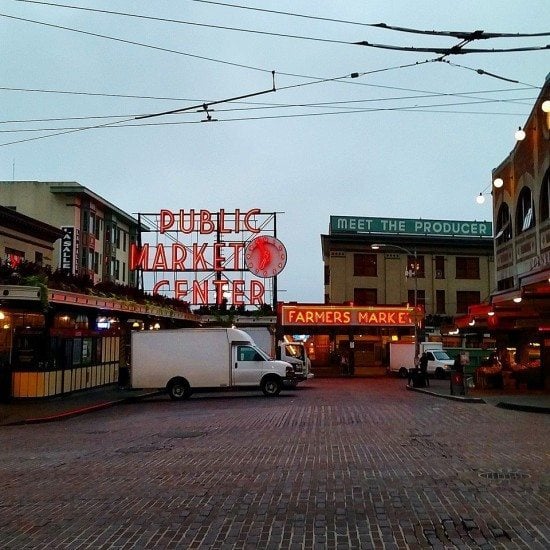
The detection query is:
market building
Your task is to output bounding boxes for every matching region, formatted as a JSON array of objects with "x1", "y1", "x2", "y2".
[
  {"x1": 456, "y1": 74, "x2": 550, "y2": 390},
  {"x1": 0, "y1": 185, "x2": 198, "y2": 400},
  {"x1": 275, "y1": 216, "x2": 494, "y2": 377}
]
